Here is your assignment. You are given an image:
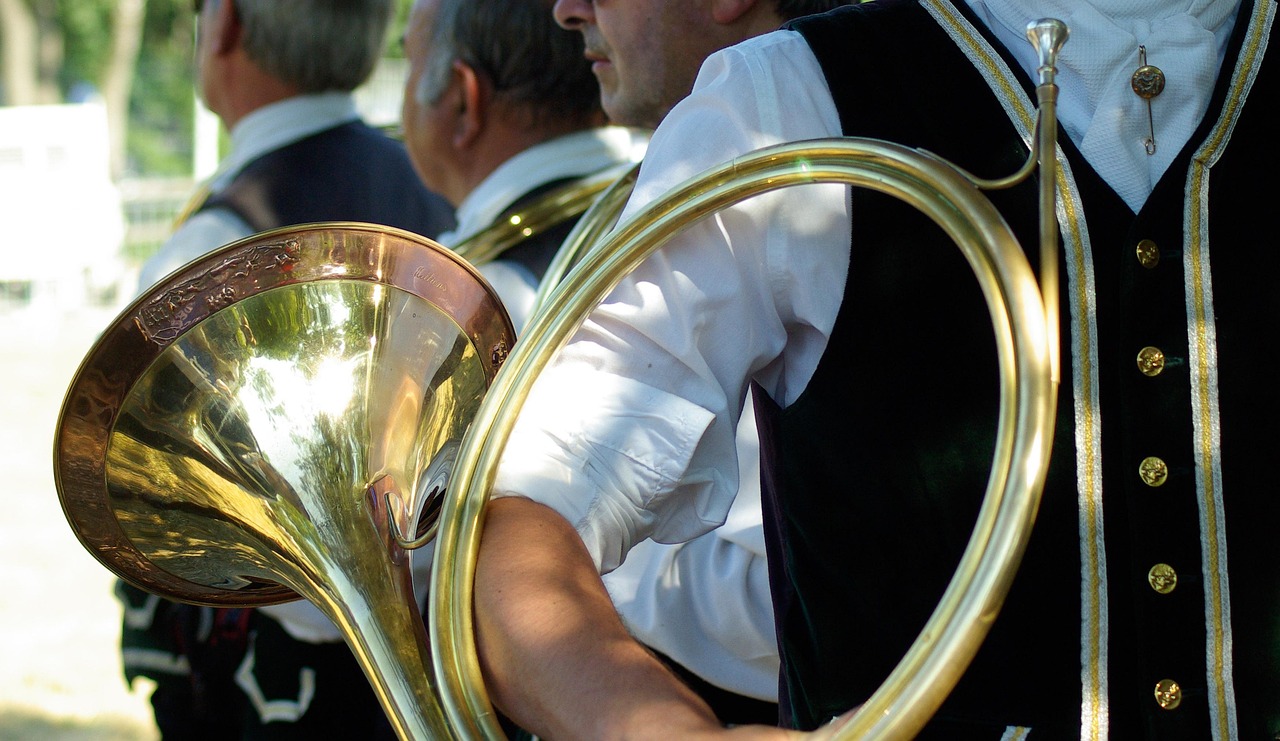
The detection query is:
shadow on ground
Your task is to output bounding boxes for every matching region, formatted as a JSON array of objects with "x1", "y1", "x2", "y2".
[
  {"x1": 0, "y1": 705, "x2": 156, "y2": 741},
  {"x1": 0, "y1": 706, "x2": 156, "y2": 741}
]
